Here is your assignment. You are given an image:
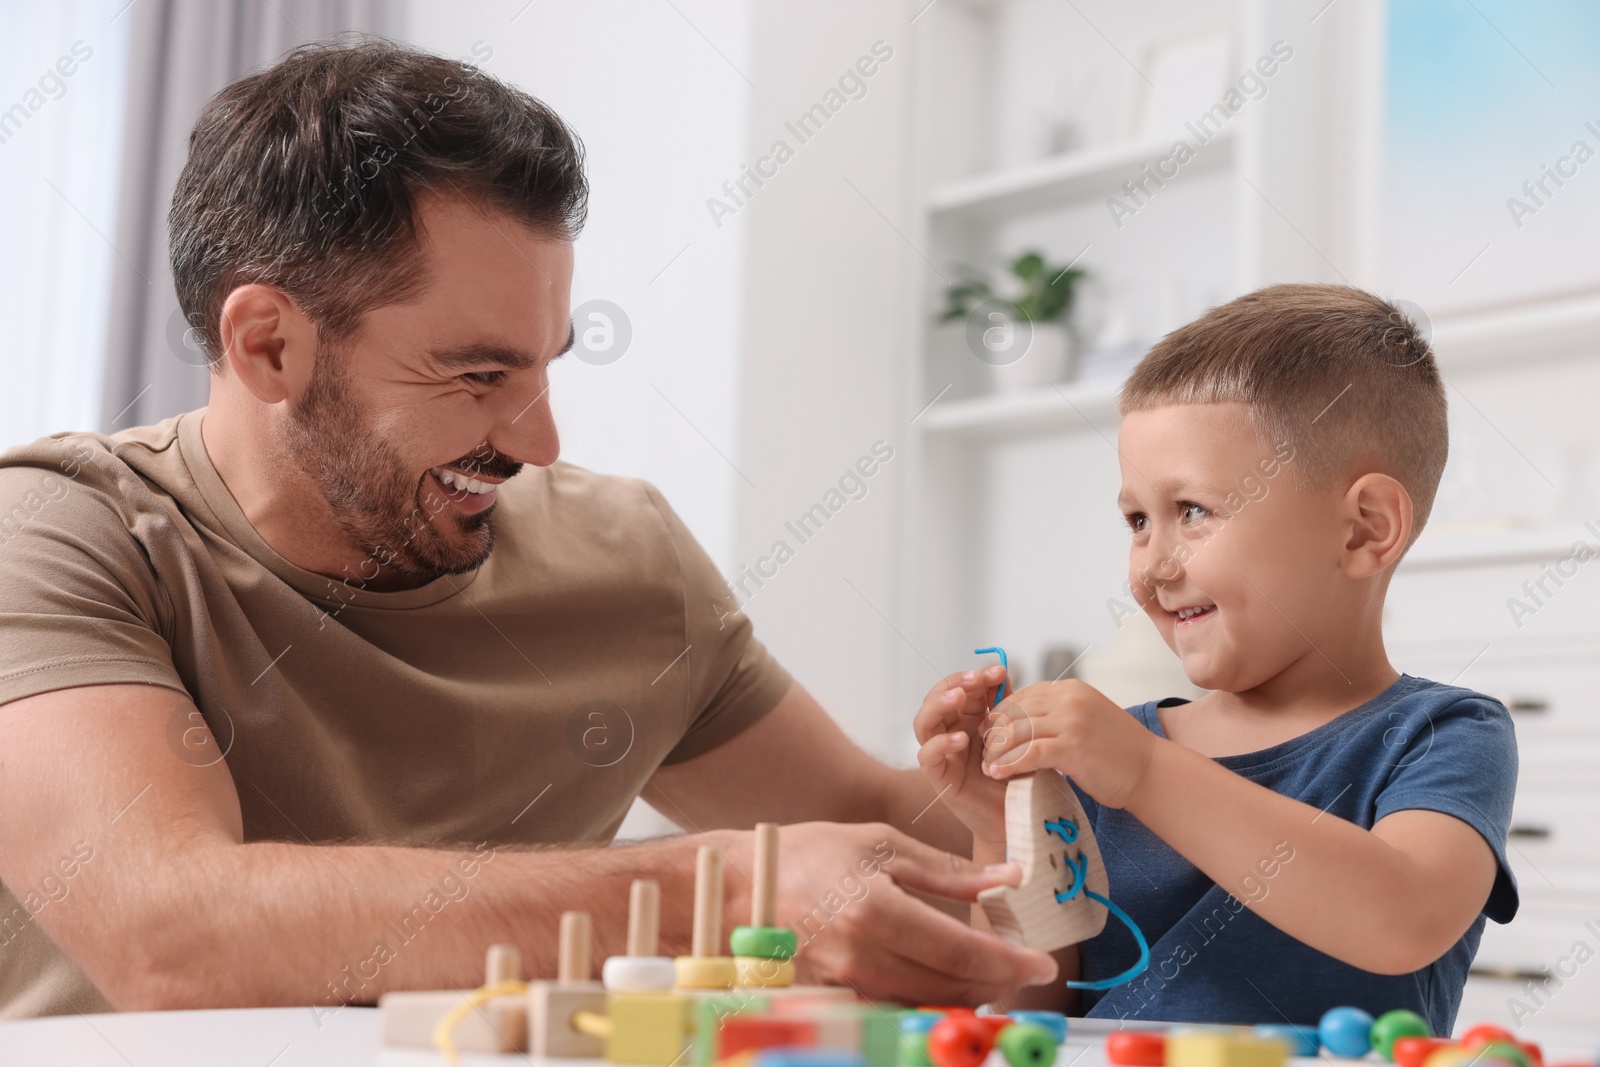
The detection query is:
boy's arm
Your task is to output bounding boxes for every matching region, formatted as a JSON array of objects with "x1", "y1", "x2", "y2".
[{"x1": 1123, "y1": 737, "x2": 1497, "y2": 975}]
